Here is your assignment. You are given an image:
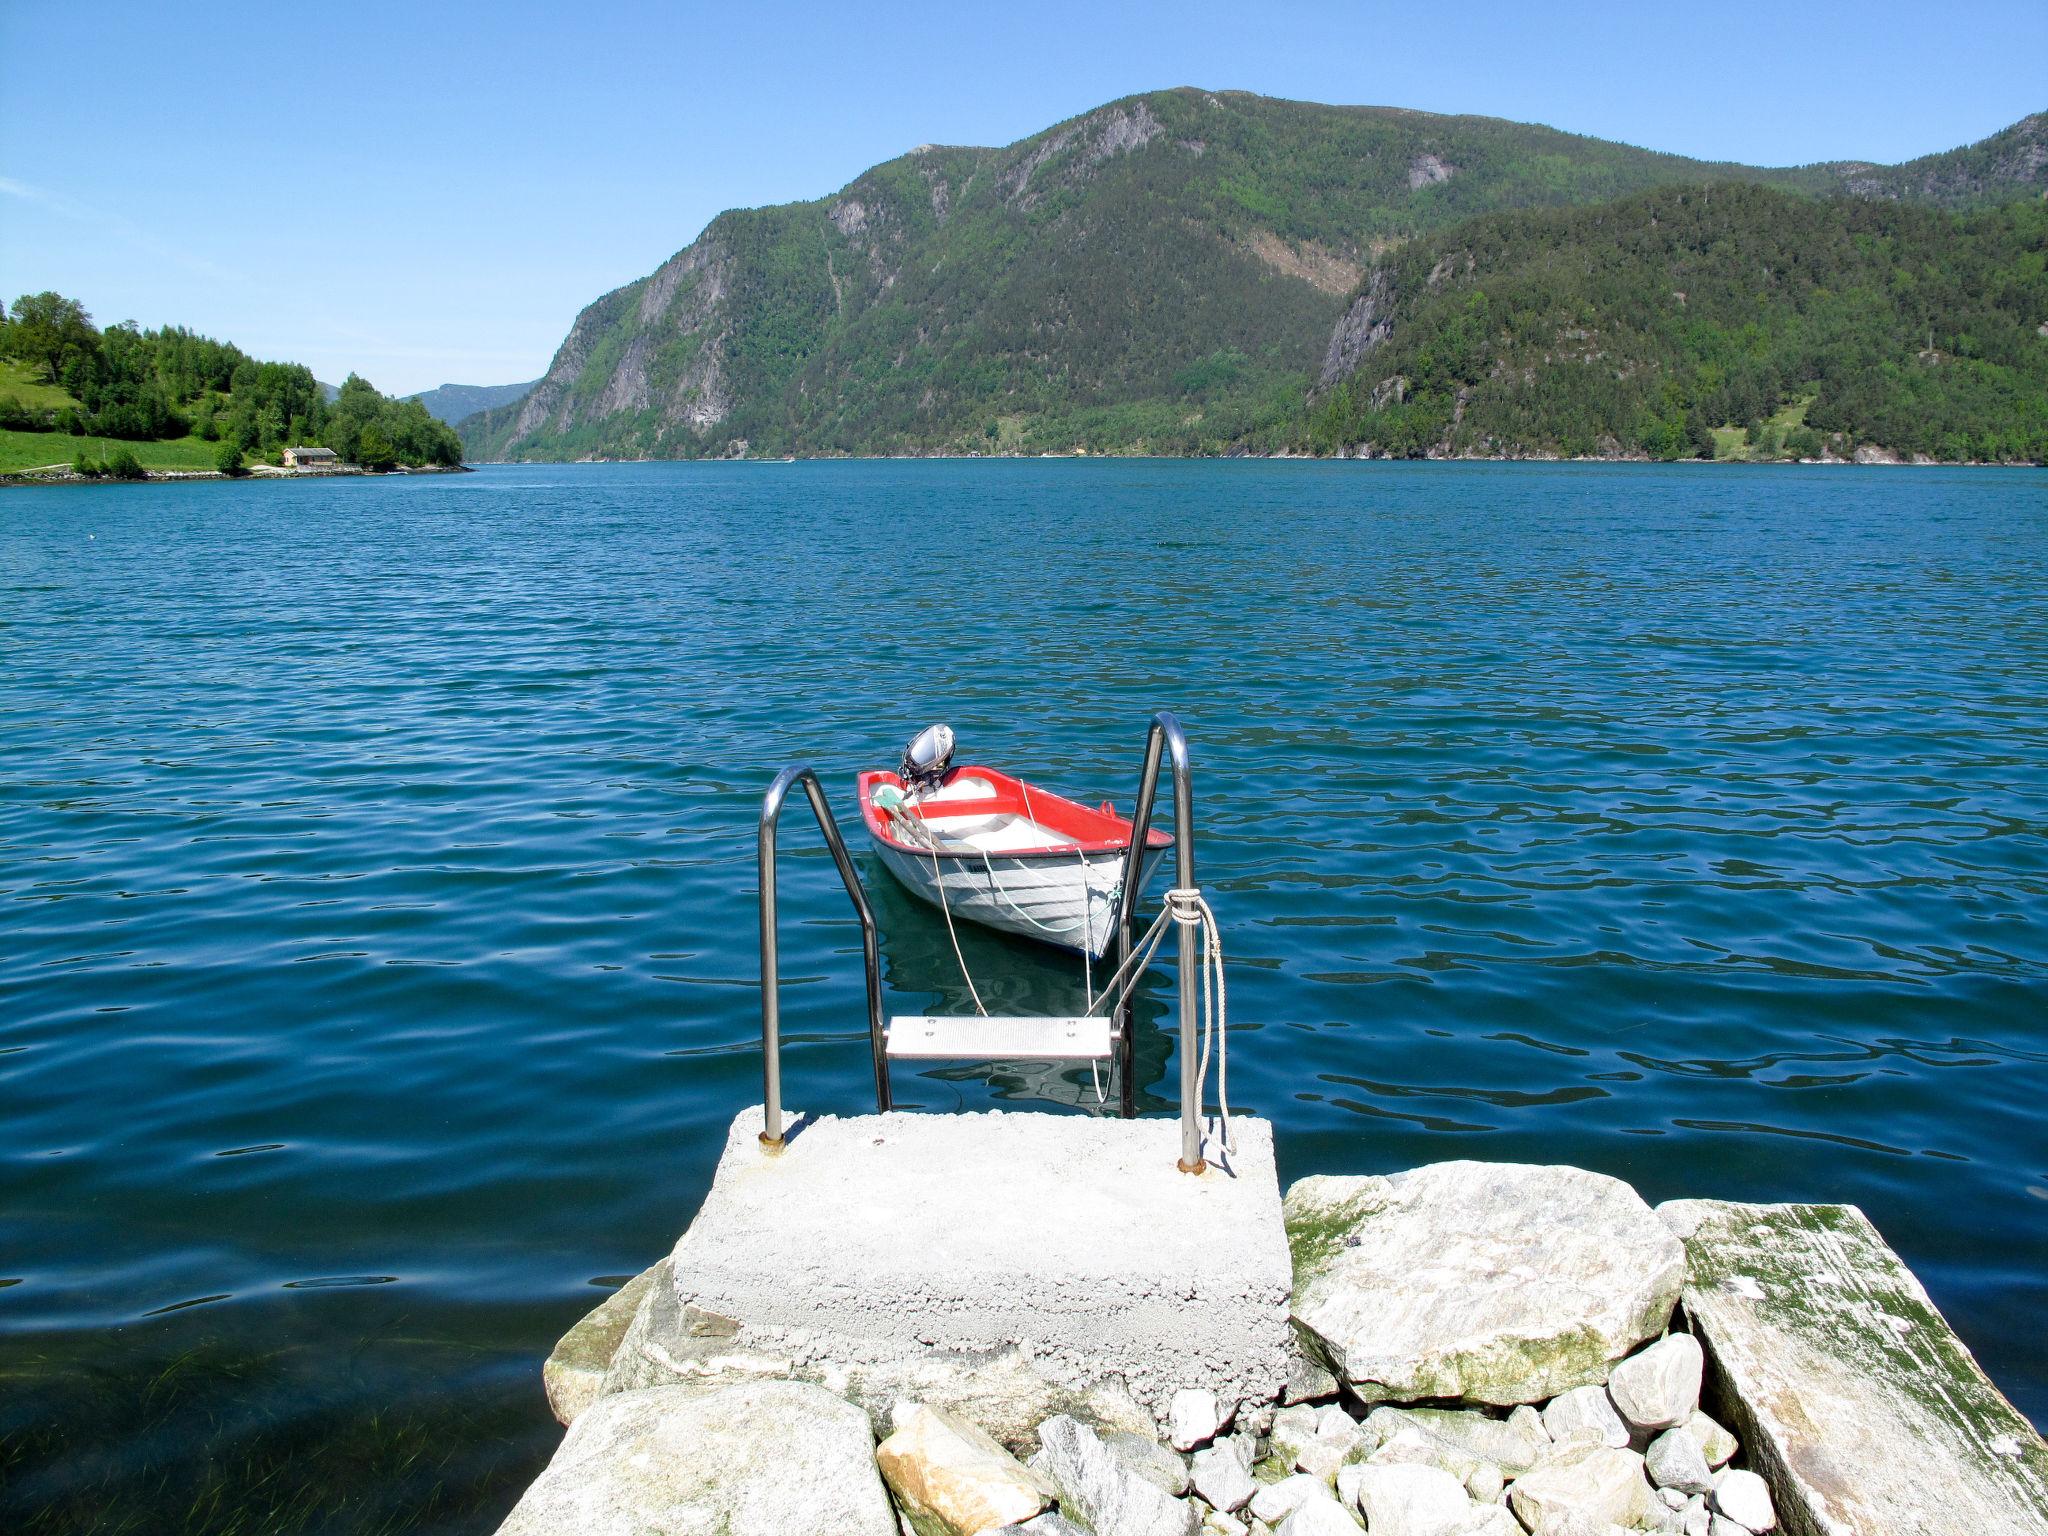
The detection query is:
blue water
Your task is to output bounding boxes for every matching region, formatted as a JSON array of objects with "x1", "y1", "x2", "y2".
[{"x1": 3, "y1": 460, "x2": 2045, "y2": 1531}]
